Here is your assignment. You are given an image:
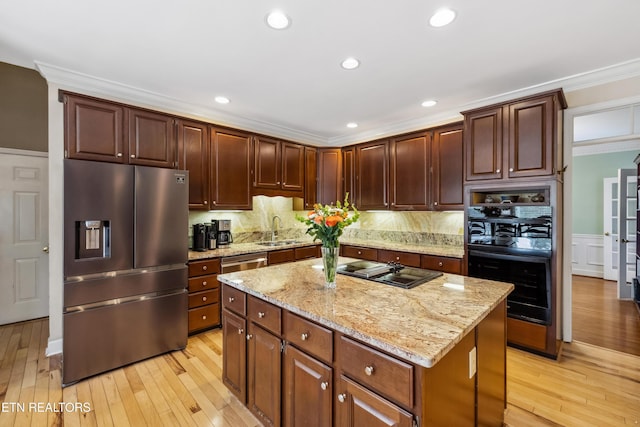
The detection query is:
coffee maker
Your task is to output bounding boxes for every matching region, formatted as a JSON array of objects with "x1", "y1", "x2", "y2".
[
  {"x1": 206, "y1": 220, "x2": 218, "y2": 250},
  {"x1": 192, "y1": 223, "x2": 208, "y2": 252},
  {"x1": 217, "y1": 219, "x2": 233, "y2": 247}
]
